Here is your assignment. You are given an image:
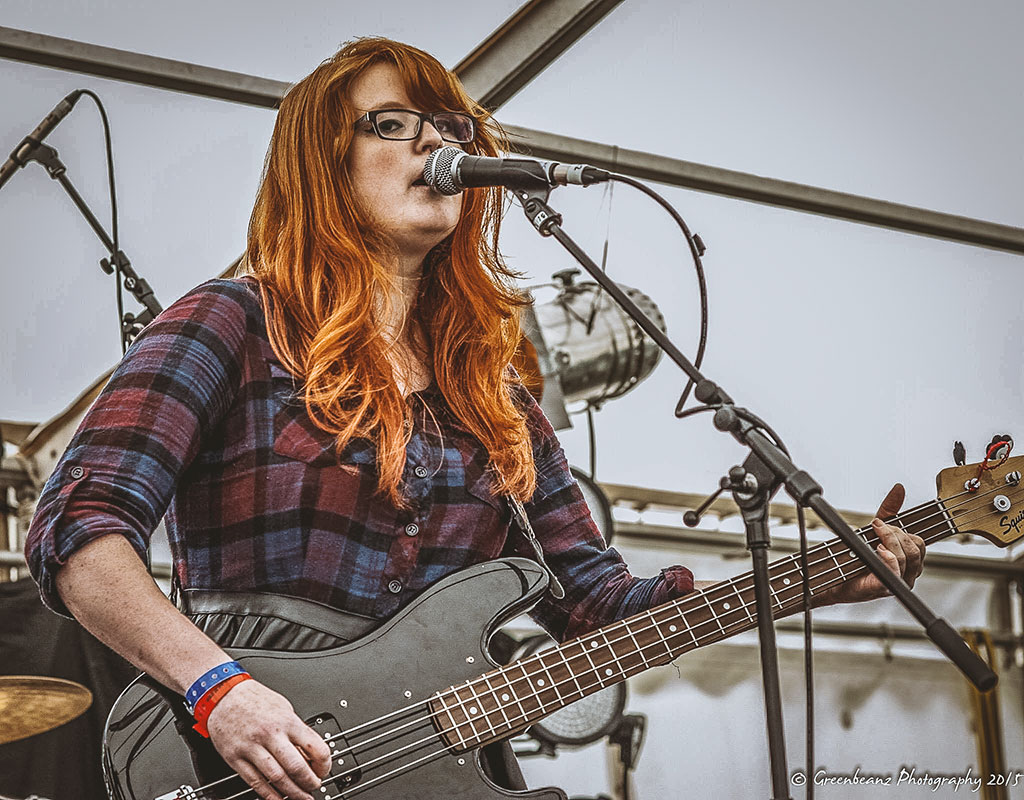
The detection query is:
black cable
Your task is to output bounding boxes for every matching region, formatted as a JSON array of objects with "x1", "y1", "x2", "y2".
[
  {"x1": 797, "y1": 503, "x2": 814, "y2": 800},
  {"x1": 675, "y1": 403, "x2": 790, "y2": 457},
  {"x1": 74, "y1": 91, "x2": 155, "y2": 578},
  {"x1": 732, "y1": 407, "x2": 790, "y2": 457},
  {"x1": 607, "y1": 174, "x2": 708, "y2": 415},
  {"x1": 603, "y1": 171, "x2": 815, "y2": 794},
  {"x1": 584, "y1": 180, "x2": 616, "y2": 335},
  {"x1": 78, "y1": 90, "x2": 124, "y2": 354},
  {"x1": 586, "y1": 404, "x2": 597, "y2": 478}
]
